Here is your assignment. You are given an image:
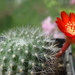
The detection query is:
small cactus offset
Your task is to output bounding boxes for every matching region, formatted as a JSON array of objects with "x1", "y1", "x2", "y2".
[{"x1": 0, "y1": 27, "x2": 62, "y2": 75}]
